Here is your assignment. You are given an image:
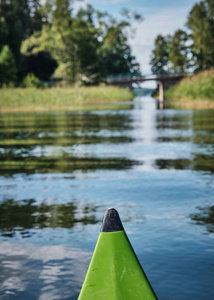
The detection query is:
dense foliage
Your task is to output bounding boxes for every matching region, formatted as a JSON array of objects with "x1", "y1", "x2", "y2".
[
  {"x1": 150, "y1": 0, "x2": 214, "y2": 75},
  {"x1": 0, "y1": 0, "x2": 142, "y2": 85}
]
